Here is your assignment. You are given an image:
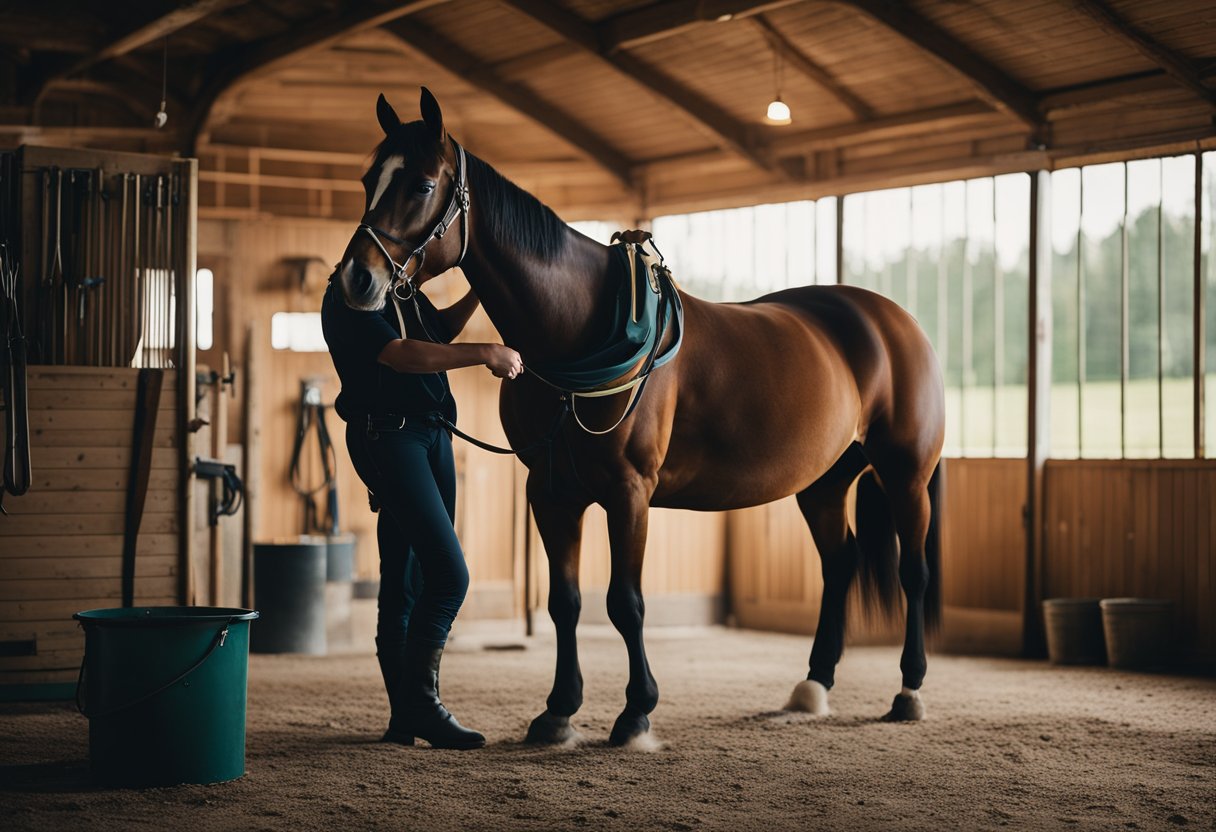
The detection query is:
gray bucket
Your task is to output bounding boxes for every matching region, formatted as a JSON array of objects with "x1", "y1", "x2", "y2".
[
  {"x1": 1100, "y1": 598, "x2": 1174, "y2": 670},
  {"x1": 326, "y1": 533, "x2": 356, "y2": 583},
  {"x1": 1042, "y1": 598, "x2": 1105, "y2": 665},
  {"x1": 251, "y1": 540, "x2": 327, "y2": 654}
]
